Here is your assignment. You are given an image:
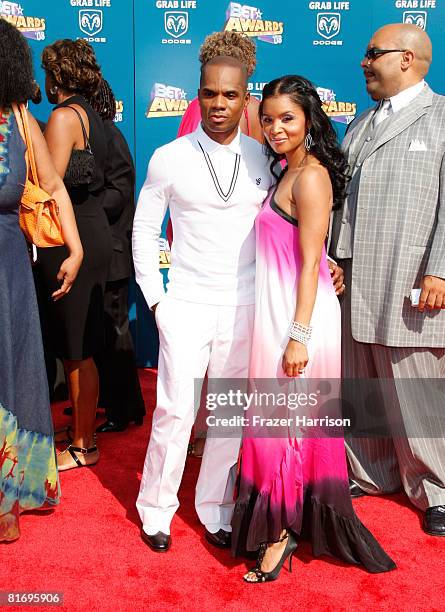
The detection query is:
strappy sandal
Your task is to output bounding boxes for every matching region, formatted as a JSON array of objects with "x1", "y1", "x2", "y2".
[
  {"x1": 57, "y1": 444, "x2": 99, "y2": 472},
  {"x1": 243, "y1": 531, "x2": 298, "y2": 583}
]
